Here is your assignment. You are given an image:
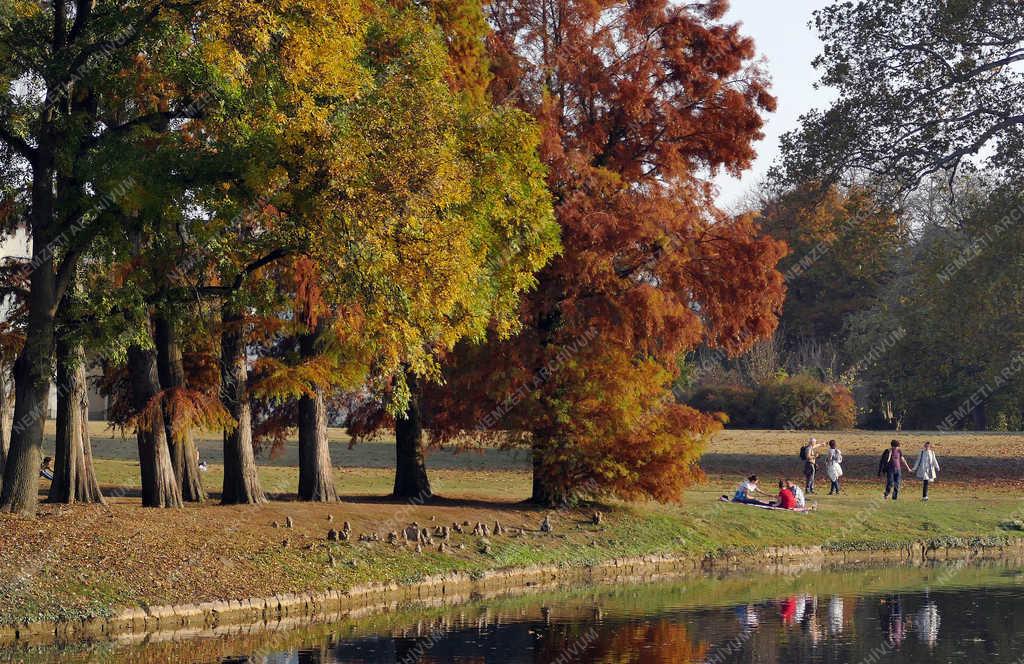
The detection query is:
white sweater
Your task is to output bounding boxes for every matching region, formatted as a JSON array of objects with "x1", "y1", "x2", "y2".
[{"x1": 914, "y1": 450, "x2": 940, "y2": 481}]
